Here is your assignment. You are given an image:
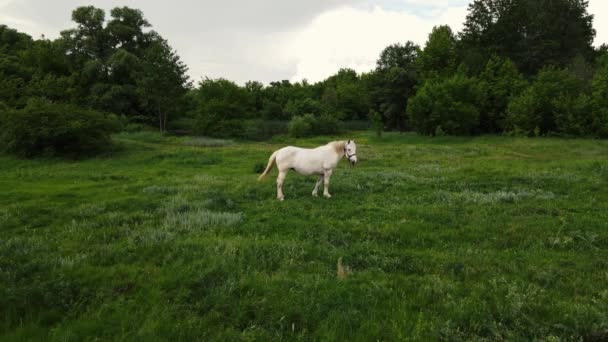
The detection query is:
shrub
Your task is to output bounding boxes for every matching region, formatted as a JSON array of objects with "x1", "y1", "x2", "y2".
[
  {"x1": 369, "y1": 110, "x2": 383, "y2": 137},
  {"x1": 478, "y1": 56, "x2": 528, "y2": 133},
  {"x1": 0, "y1": 99, "x2": 120, "y2": 158},
  {"x1": 506, "y1": 67, "x2": 586, "y2": 136},
  {"x1": 408, "y1": 73, "x2": 482, "y2": 136},
  {"x1": 193, "y1": 78, "x2": 250, "y2": 138},
  {"x1": 591, "y1": 57, "x2": 608, "y2": 138},
  {"x1": 341, "y1": 120, "x2": 372, "y2": 132},
  {"x1": 240, "y1": 120, "x2": 288, "y2": 141},
  {"x1": 288, "y1": 114, "x2": 315, "y2": 137},
  {"x1": 288, "y1": 114, "x2": 342, "y2": 137},
  {"x1": 284, "y1": 98, "x2": 322, "y2": 118},
  {"x1": 314, "y1": 114, "x2": 341, "y2": 135}
]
